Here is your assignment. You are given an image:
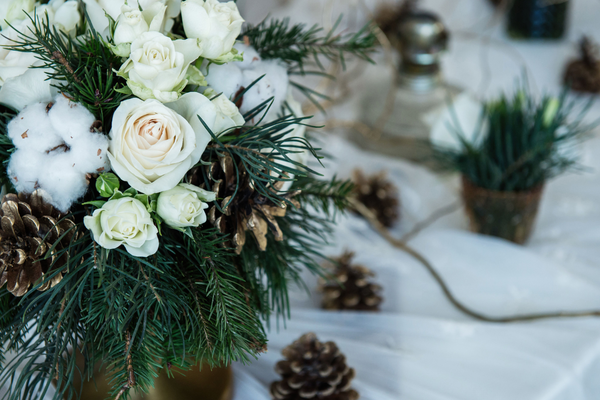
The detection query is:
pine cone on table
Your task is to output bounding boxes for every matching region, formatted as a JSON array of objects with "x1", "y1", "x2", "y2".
[
  {"x1": 189, "y1": 154, "x2": 300, "y2": 254},
  {"x1": 351, "y1": 169, "x2": 399, "y2": 228},
  {"x1": 320, "y1": 252, "x2": 383, "y2": 312},
  {"x1": 0, "y1": 190, "x2": 77, "y2": 297},
  {"x1": 270, "y1": 333, "x2": 359, "y2": 400},
  {"x1": 564, "y1": 36, "x2": 600, "y2": 93}
]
